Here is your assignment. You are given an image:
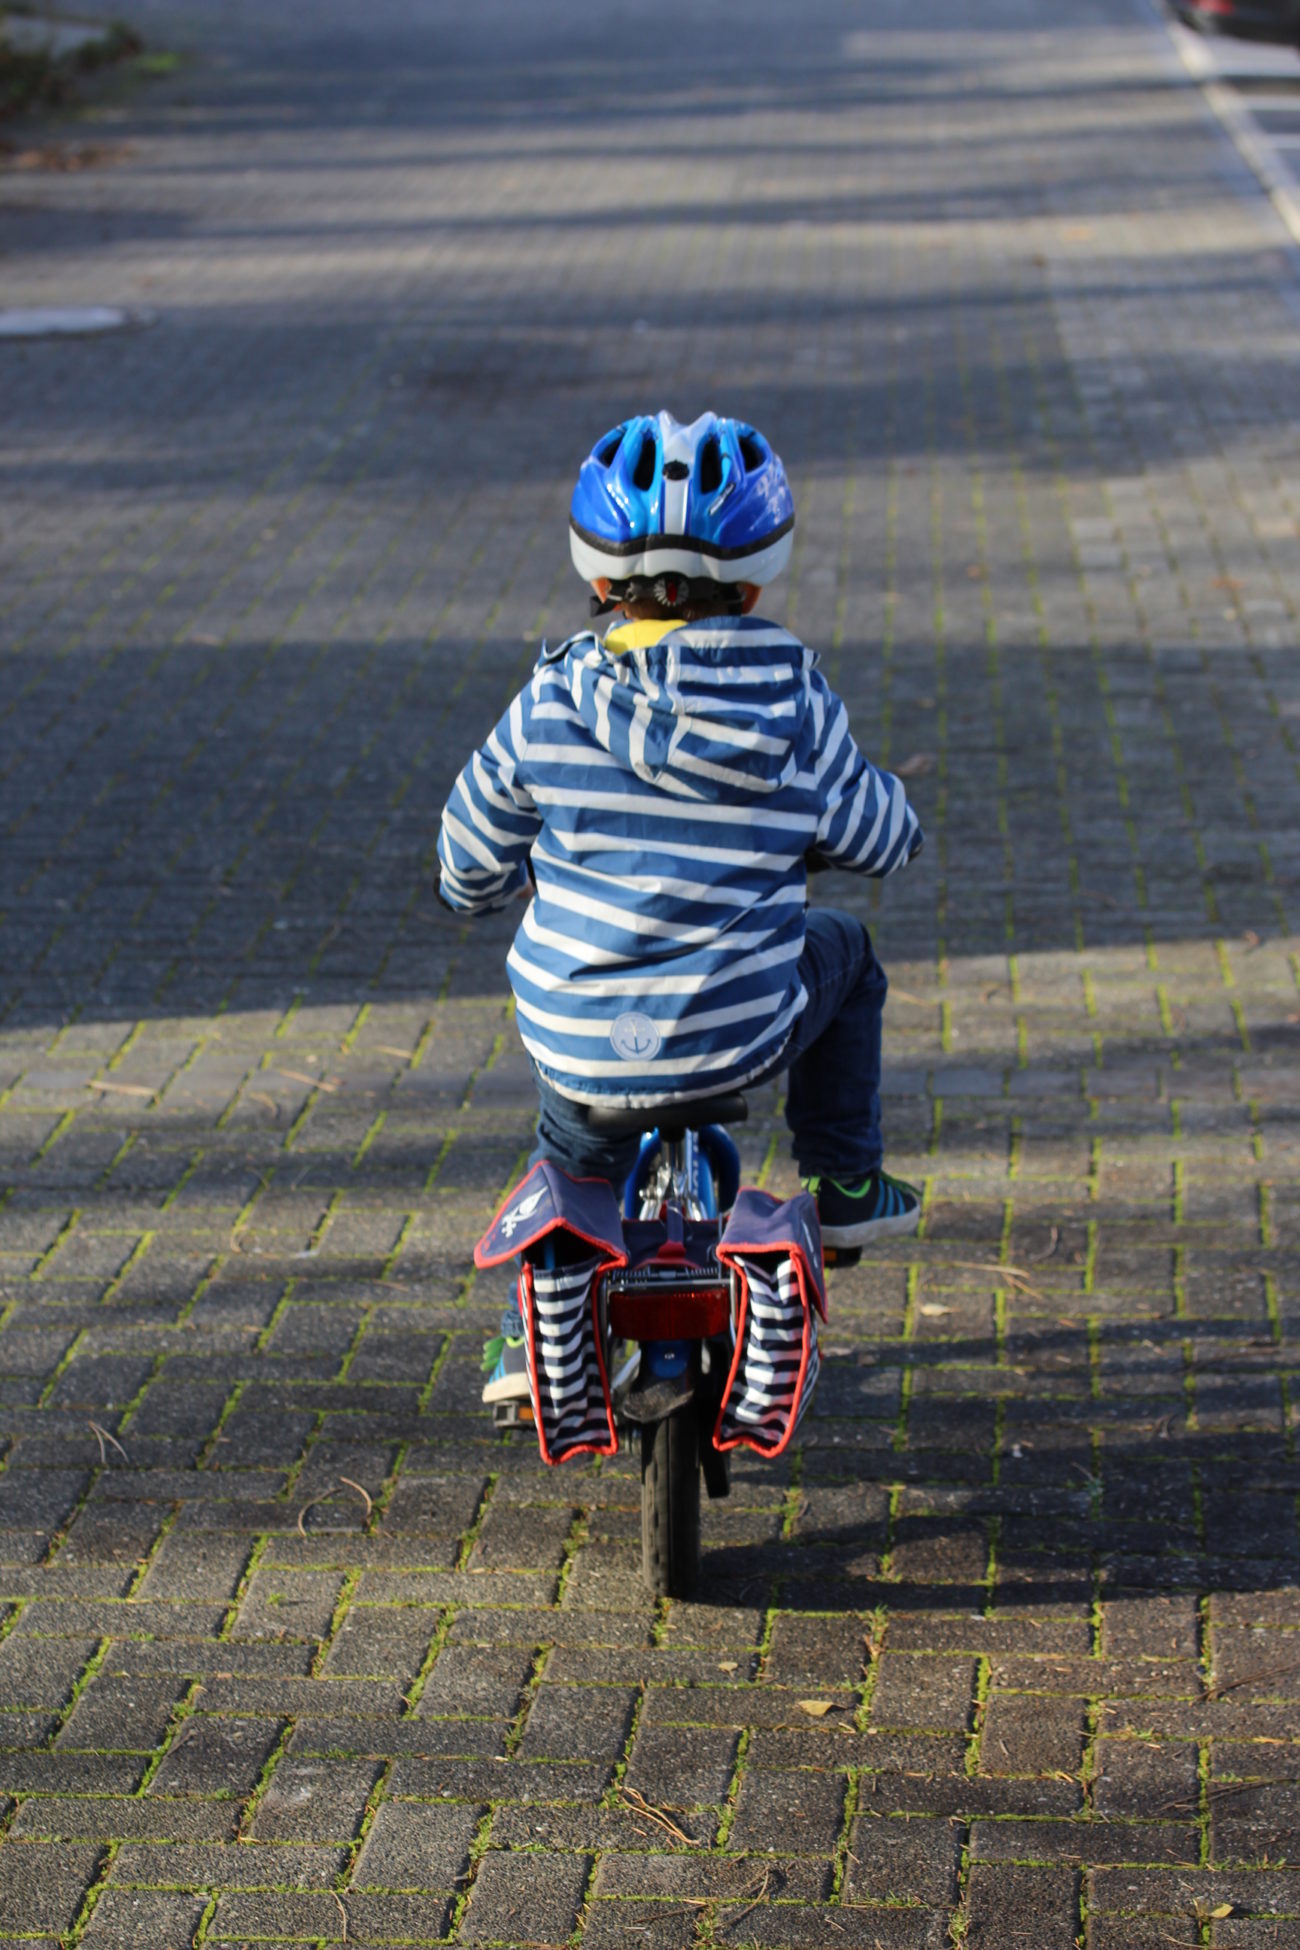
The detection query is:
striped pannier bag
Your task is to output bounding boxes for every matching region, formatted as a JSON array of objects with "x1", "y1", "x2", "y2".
[
  {"x1": 474, "y1": 1161, "x2": 628, "y2": 1465},
  {"x1": 713, "y1": 1188, "x2": 827, "y2": 1459}
]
